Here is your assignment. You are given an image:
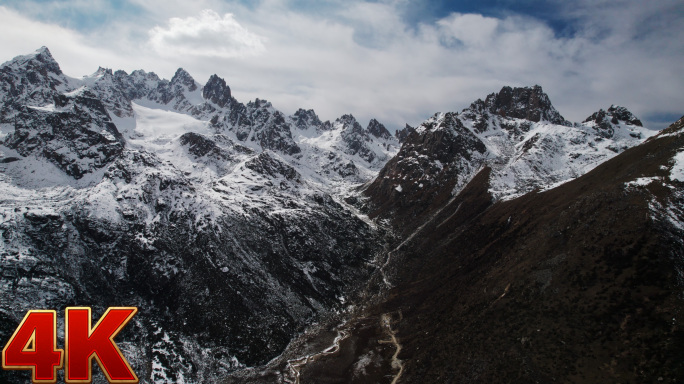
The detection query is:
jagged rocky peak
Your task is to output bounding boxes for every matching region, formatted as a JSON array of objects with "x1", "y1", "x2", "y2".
[
  {"x1": 367, "y1": 118, "x2": 391, "y2": 140},
  {"x1": 336, "y1": 114, "x2": 363, "y2": 131},
  {"x1": 113, "y1": 68, "x2": 128, "y2": 79},
  {"x1": 8, "y1": 46, "x2": 63, "y2": 77},
  {"x1": 335, "y1": 114, "x2": 394, "y2": 164},
  {"x1": 479, "y1": 85, "x2": 568, "y2": 125},
  {"x1": 248, "y1": 97, "x2": 273, "y2": 110},
  {"x1": 395, "y1": 124, "x2": 416, "y2": 143},
  {"x1": 91, "y1": 66, "x2": 113, "y2": 77},
  {"x1": 203, "y1": 74, "x2": 232, "y2": 108},
  {"x1": 0, "y1": 46, "x2": 72, "y2": 106},
  {"x1": 128, "y1": 68, "x2": 161, "y2": 83},
  {"x1": 582, "y1": 105, "x2": 644, "y2": 139},
  {"x1": 337, "y1": 114, "x2": 368, "y2": 144},
  {"x1": 584, "y1": 105, "x2": 643, "y2": 127},
  {"x1": 83, "y1": 67, "x2": 135, "y2": 118},
  {"x1": 113, "y1": 69, "x2": 162, "y2": 100},
  {"x1": 170, "y1": 67, "x2": 198, "y2": 91},
  {"x1": 291, "y1": 108, "x2": 330, "y2": 131},
  {"x1": 147, "y1": 68, "x2": 202, "y2": 110}
]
